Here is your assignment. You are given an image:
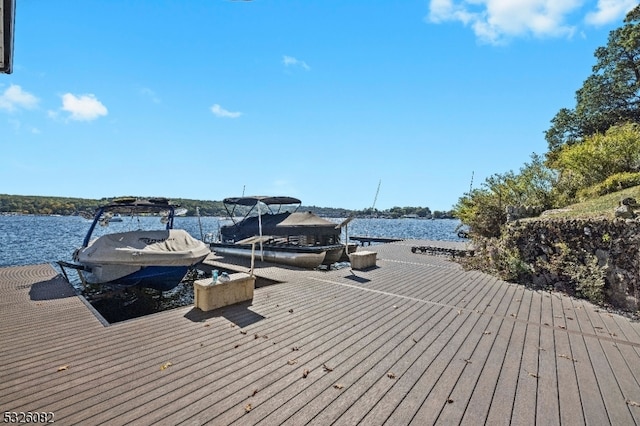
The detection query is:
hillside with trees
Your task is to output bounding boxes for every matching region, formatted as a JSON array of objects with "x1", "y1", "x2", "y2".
[{"x1": 454, "y1": 5, "x2": 640, "y2": 238}]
